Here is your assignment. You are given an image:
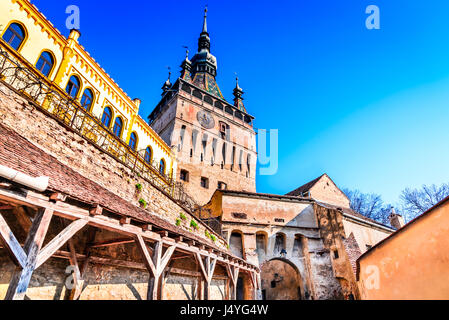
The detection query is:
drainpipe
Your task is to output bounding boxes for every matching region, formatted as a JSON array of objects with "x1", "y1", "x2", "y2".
[{"x1": 0, "y1": 165, "x2": 49, "y2": 192}]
